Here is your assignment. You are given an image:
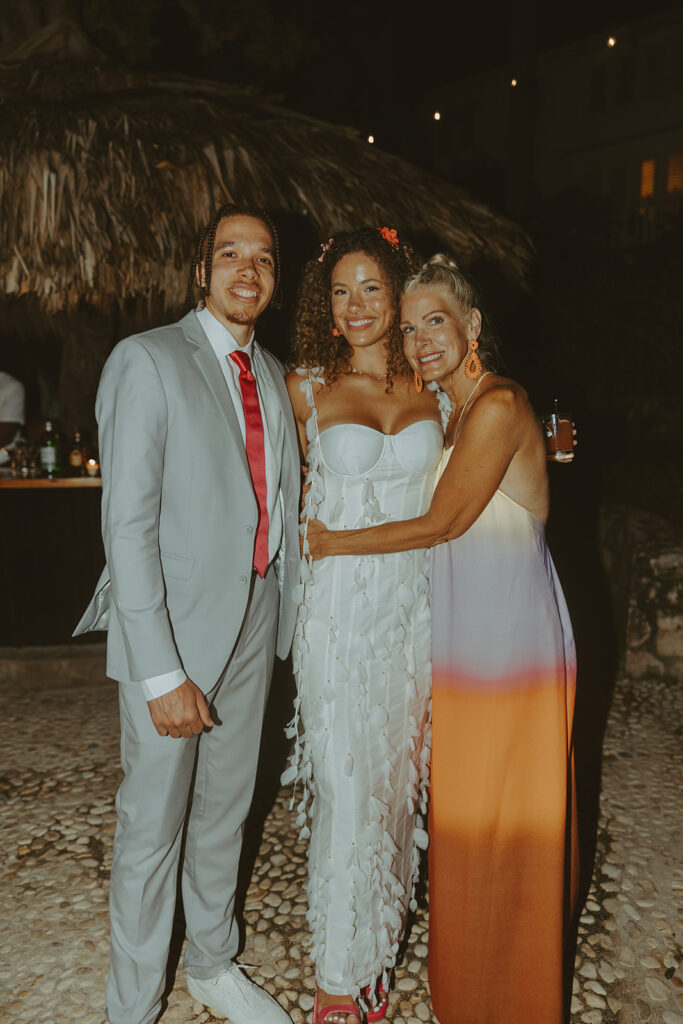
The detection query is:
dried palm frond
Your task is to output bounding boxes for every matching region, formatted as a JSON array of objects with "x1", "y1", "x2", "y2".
[{"x1": 0, "y1": 20, "x2": 533, "y2": 314}]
